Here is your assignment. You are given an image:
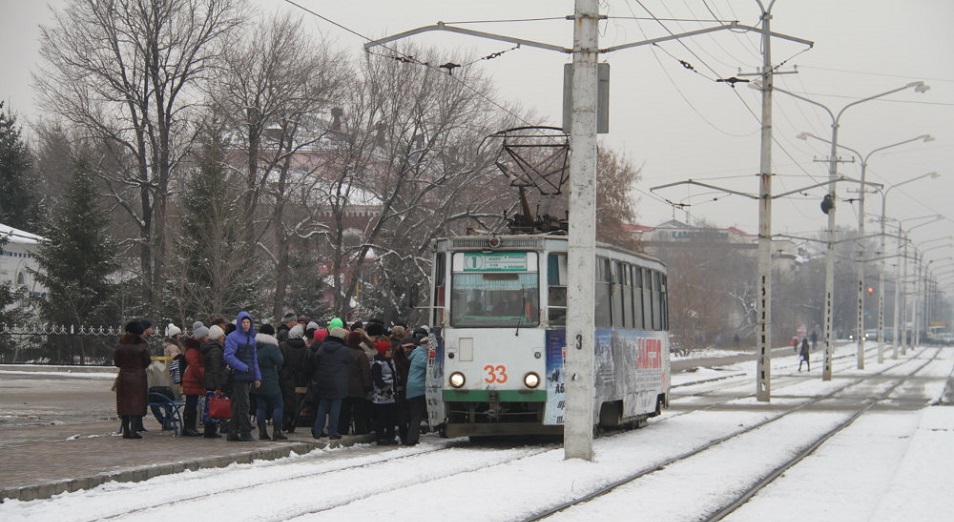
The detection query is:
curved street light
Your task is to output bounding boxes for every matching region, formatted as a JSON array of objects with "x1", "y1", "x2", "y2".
[
  {"x1": 769, "y1": 80, "x2": 930, "y2": 377},
  {"x1": 796, "y1": 133, "x2": 933, "y2": 365}
]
